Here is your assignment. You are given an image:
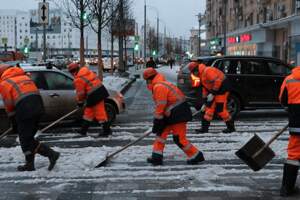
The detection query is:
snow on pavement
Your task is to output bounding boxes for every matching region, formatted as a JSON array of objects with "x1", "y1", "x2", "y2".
[
  {"x1": 103, "y1": 76, "x2": 130, "y2": 91},
  {"x1": 0, "y1": 119, "x2": 290, "y2": 195}
]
